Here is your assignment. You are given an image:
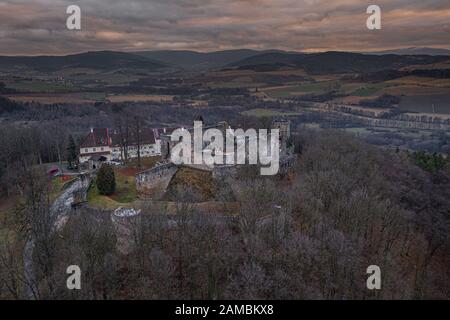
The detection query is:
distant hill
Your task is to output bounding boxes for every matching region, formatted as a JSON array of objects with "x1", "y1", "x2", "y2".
[
  {"x1": 0, "y1": 51, "x2": 168, "y2": 72},
  {"x1": 133, "y1": 49, "x2": 285, "y2": 70},
  {"x1": 2, "y1": 49, "x2": 449, "y2": 75},
  {"x1": 370, "y1": 47, "x2": 450, "y2": 56},
  {"x1": 230, "y1": 51, "x2": 450, "y2": 74}
]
